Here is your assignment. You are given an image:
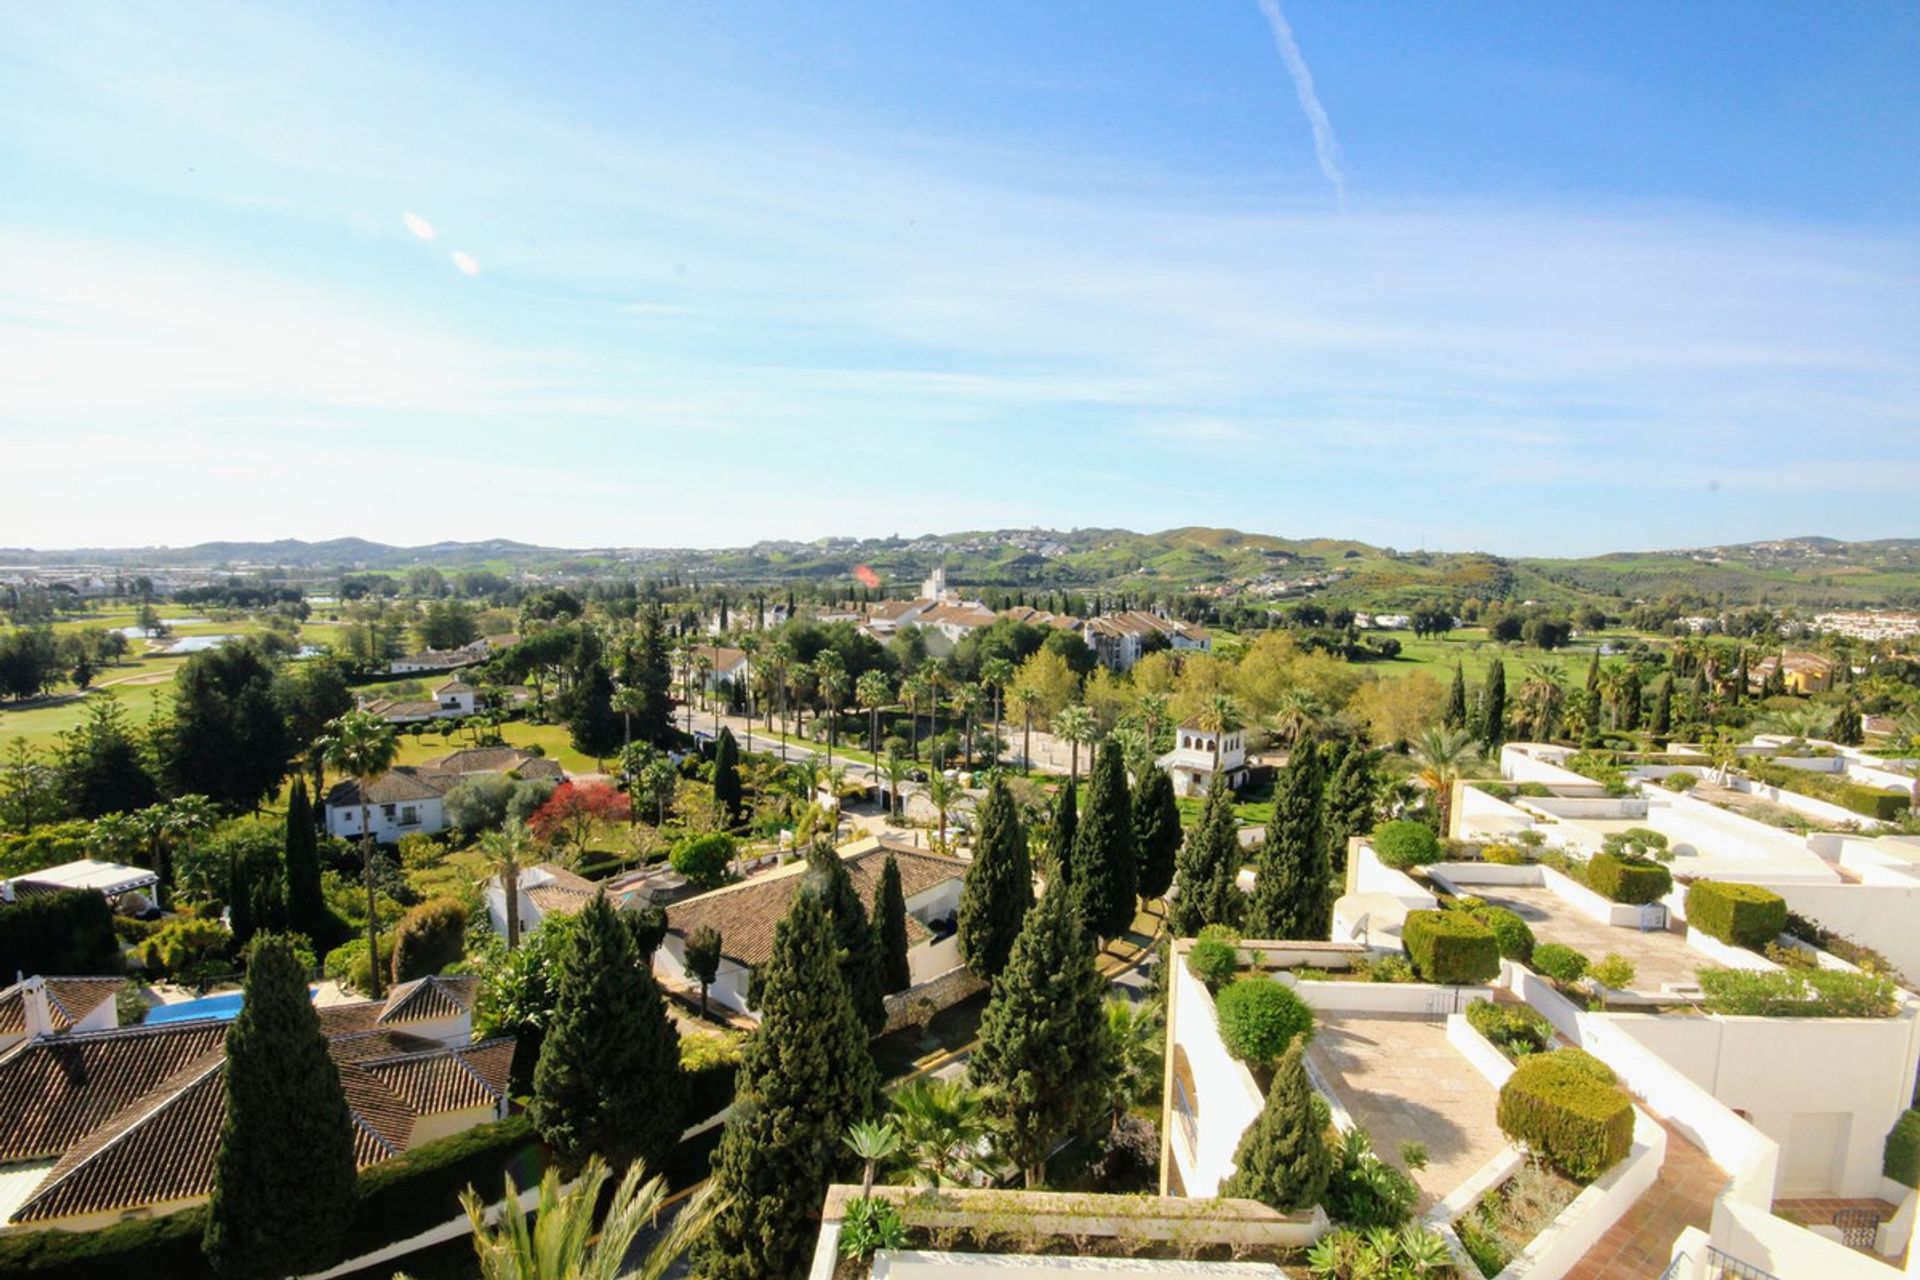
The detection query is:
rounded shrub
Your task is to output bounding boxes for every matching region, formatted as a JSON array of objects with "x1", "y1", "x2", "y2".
[
  {"x1": 1496, "y1": 1049, "x2": 1634, "y2": 1182},
  {"x1": 1372, "y1": 820, "x2": 1441, "y2": 871},
  {"x1": 670, "y1": 832, "x2": 737, "y2": 889},
  {"x1": 1884, "y1": 1108, "x2": 1920, "y2": 1189},
  {"x1": 1531, "y1": 942, "x2": 1590, "y2": 985},
  {"x1": 1471, "y1": 904, "x2": 1535, "y2": 963},
  {"x1": 1685, "y1": 881, "x2": 1787, "y2": 950},
  {"x1": 1585, "y1": 852, "x2": 1672, "y2": 905},
  {"x1": 1401, "y1": 909, "x2": 1499, "y2": 985},
  {"x1": 1214, "y1": 978, "x2": 1314, "y2": 1065},
  {"x1": 1187, "y1": 936, "x2": 1240, "y2": 988}
]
